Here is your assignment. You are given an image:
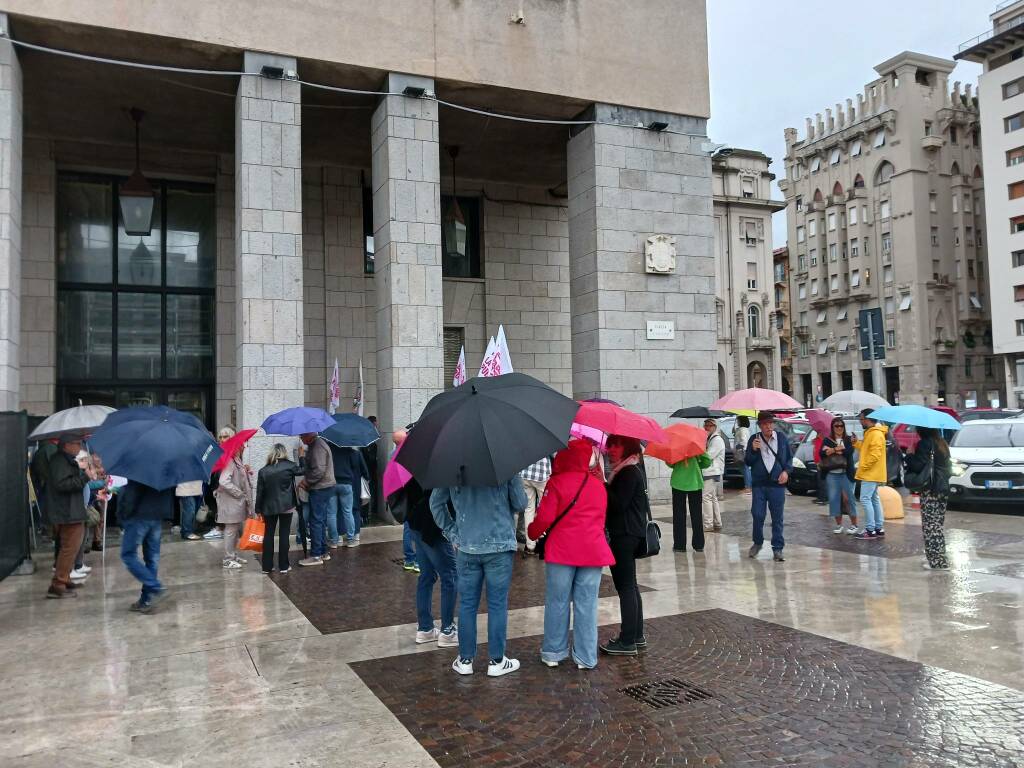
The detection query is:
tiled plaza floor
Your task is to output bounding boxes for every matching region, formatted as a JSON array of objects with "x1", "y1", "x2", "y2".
[
  {"x1": 1, "y1": 491, "x2": 1022, "y2": 767},
  {"x1": 353, "y1": 608, "x2": 1024, "y2": 768}
]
